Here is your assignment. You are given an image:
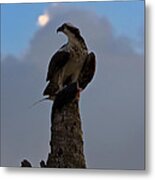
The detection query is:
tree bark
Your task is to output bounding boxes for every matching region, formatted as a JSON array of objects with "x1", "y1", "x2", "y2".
[
  {"x1": 46, "y1": 99, "x2": 86, "y2": 168},
  {"x1": 21, "y1": 84, "x2": 87, "y2": 168}
]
